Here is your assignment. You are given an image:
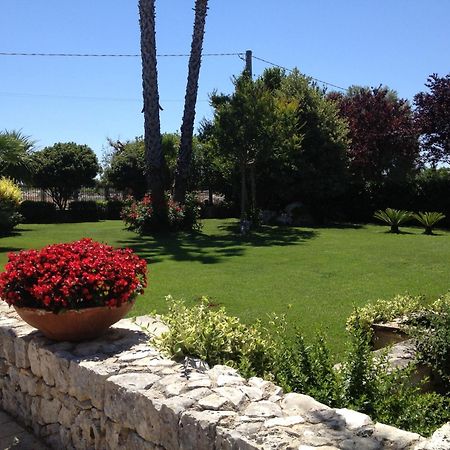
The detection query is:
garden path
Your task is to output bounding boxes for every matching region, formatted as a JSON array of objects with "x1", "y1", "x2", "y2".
[{"x1": 0, "y1": 409, "x2": 48, "y2": 450}]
